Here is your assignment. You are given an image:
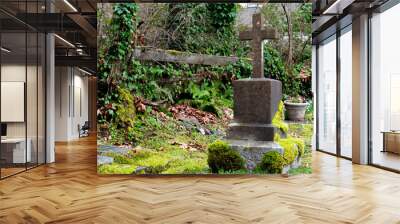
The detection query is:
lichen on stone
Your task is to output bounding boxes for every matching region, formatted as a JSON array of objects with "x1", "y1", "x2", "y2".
[
  {"x1": 278, "y1": 137, "x2": 305, "y2": 165},
  {"x1": 272, "y1": 101, "x2": 289, "y2": 135}
]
